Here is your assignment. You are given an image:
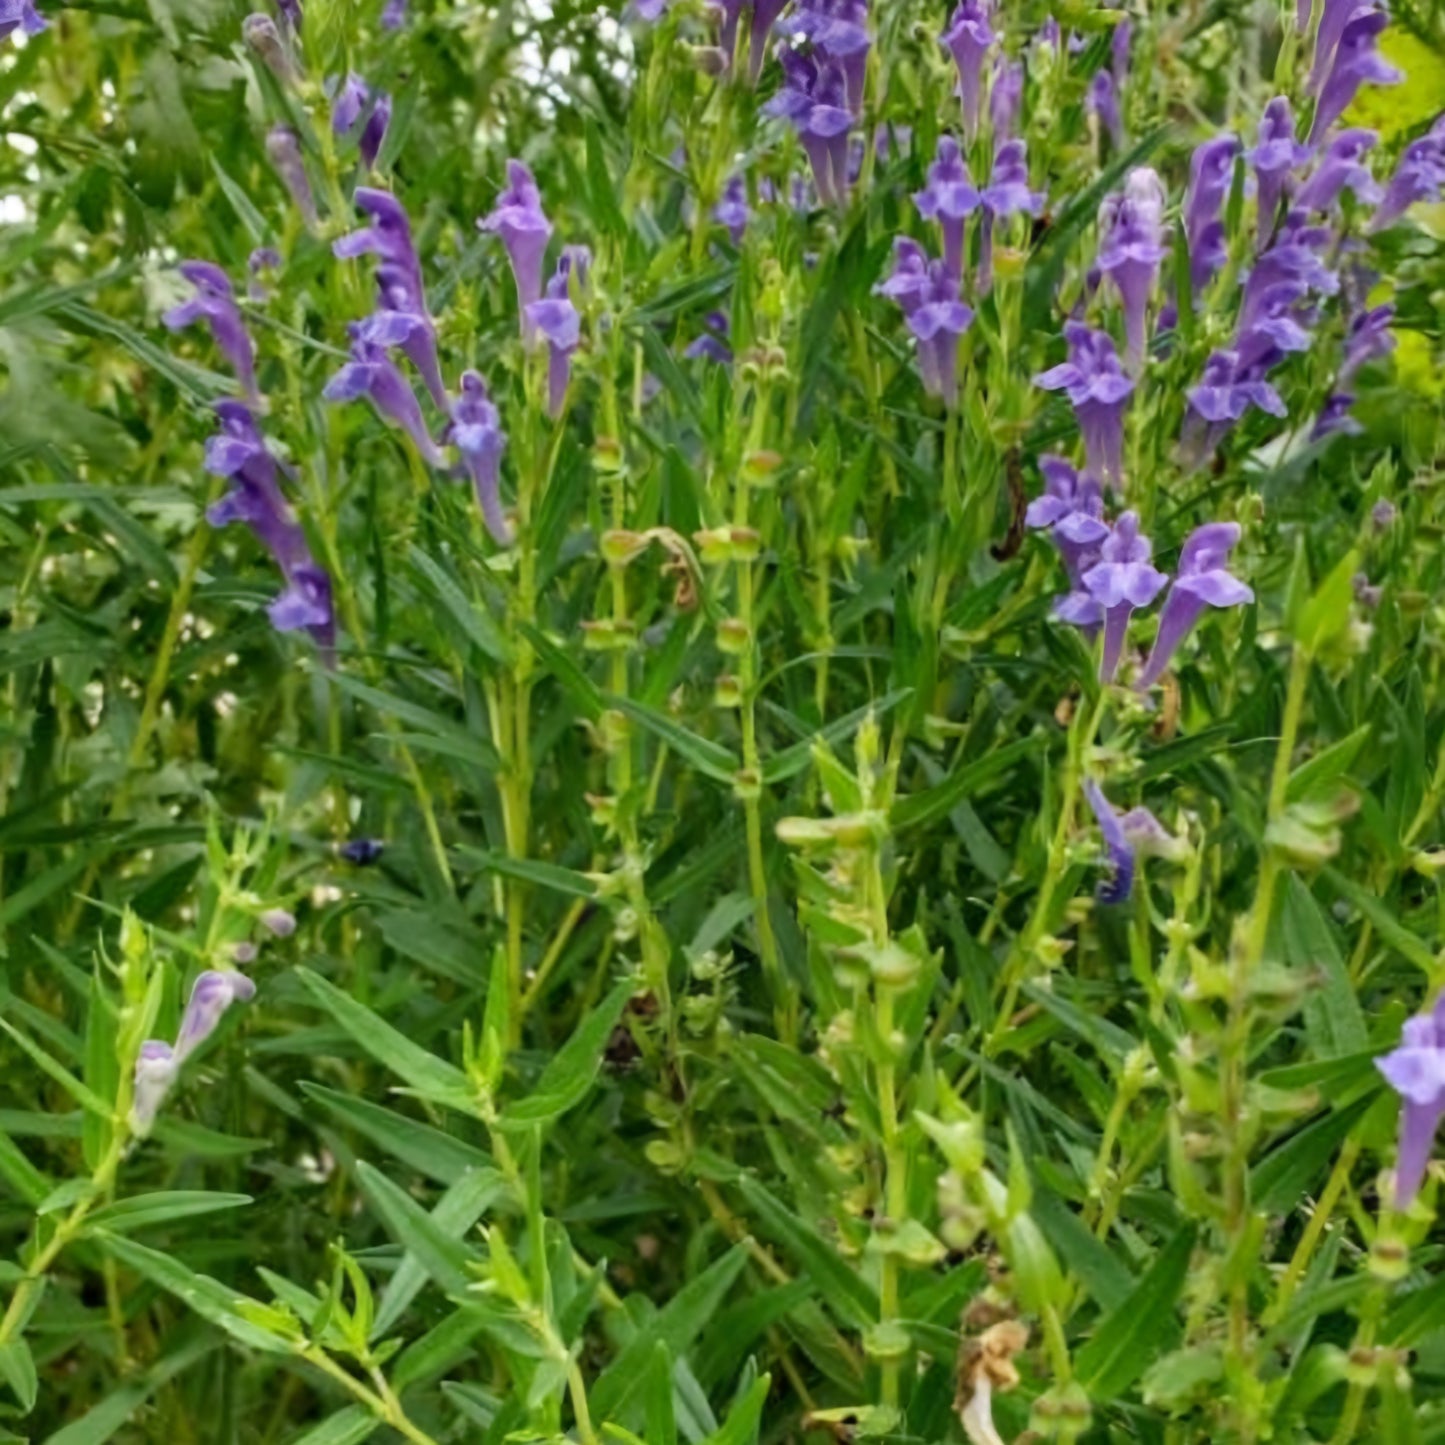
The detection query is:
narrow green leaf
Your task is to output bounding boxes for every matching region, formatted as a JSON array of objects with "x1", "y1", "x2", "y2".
[
  {"x1": 891, "y1": 735, "x2": 1043, "y2": 831},
  {"x1": 1322, "y1": 867, "x2": 1436, "y2": 975},
  {"x1": 0, "y1": 1340, "x2": 36, "y2": 1413},
  {"x1": 0, "y1": 1018, "x2": 112, "y2": 1117},
  {"x1": 735, "y1": 1175, "x2": 878, "y2": 1328},
  {"x1": 286, "y1": 1406, "x2": 381, "y2": 1445},
  {"x1": 357, "y1": 1162, "x2": 488, "y2": 1307},
  {"x1": 95, "y1": 1233, "x2": 291, "y2": 1354},
  {"x1": 0, "y1": 1128, "x2": 50, "y2": 1206},
  {"x1": 705, "y1": 1374, "x2": 771, "y2": 1445},
  {"x1": 1278, "y1": 876, "x2": 1368, "y2": 1058},
  {"x1": 87, "y1": 1191, "x2": 252, "y2": 1234},
  {"x1": 589, "y1": 1244, "x2": 749, "y2": 1420},
  {"x1": 499, "y1": 979, "x2": 633, "y2": 1129},
  {"x1": 294, "y1": 968, "x2": 474, "y2": 1106},
  {"x1": 1075, "y1": 1226, "x2": 1197, "y2": 1400},
  {"x1": 301, "y1": 1084, "x2": 492, "y2": 1186},
  {"x1": 608, "y1": 696, "x2": 739, "y2": 785},
  {"x1": 41, "y1": 1334, "x2": 217, "y2": 1445}
]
